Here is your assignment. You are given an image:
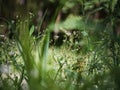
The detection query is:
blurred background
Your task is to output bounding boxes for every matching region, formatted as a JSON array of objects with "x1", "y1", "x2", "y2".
[{"x1": 0, "y1": 0, "x2": 109, "y2": 38}]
